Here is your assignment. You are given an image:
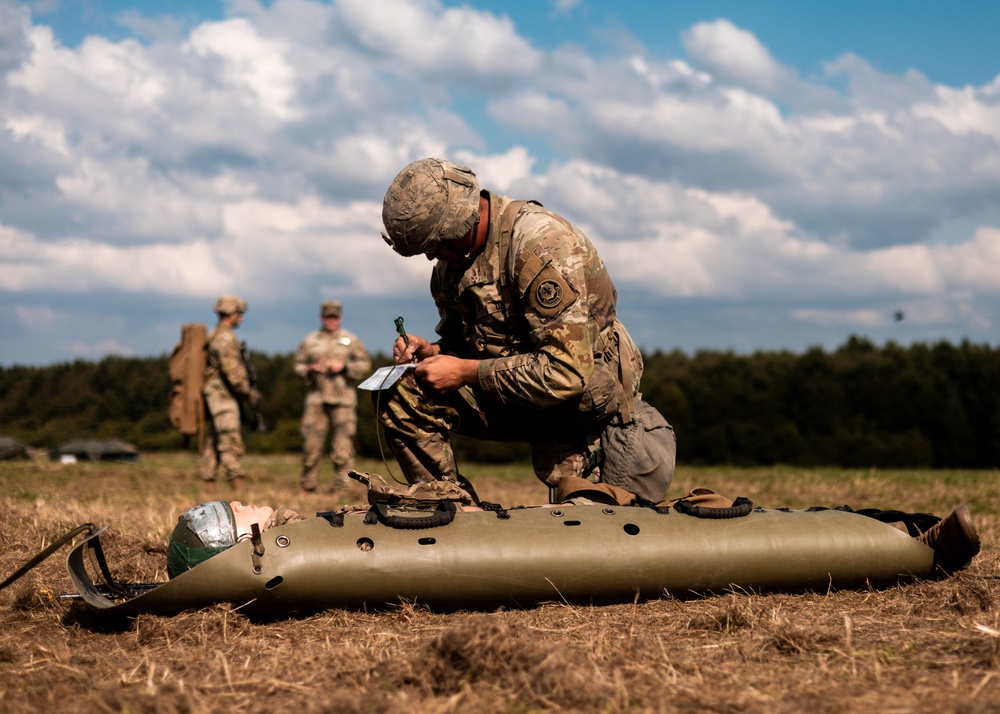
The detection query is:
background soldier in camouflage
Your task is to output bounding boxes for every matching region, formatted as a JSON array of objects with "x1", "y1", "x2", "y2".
[
  {"x1": 378, "y1": 158, "x2": 676, "y2": 502},
  {"x1": 200, "y1": 295, "x2": 259, "y2": 496},
  {"x1": 294, "y1": 301, "x2": 372, "y2": 493}
]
